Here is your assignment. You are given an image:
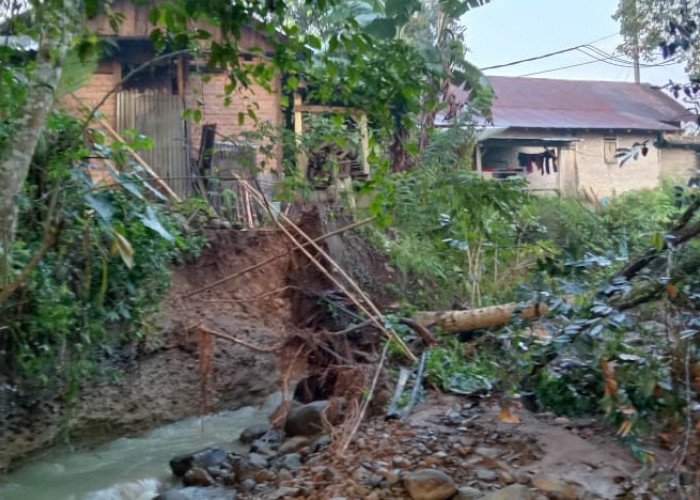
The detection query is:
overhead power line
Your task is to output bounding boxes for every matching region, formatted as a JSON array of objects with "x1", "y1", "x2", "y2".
[
  {"x1": 480, "y1": 34, "x2": 678, "y2": 74},
  {"x1": 480, "y1": 33, "x2": 619, "y2": 71}
]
